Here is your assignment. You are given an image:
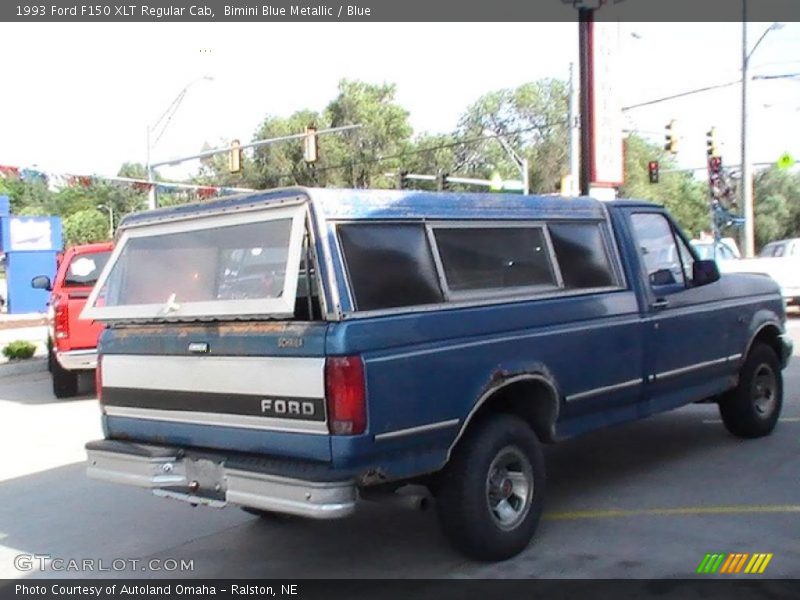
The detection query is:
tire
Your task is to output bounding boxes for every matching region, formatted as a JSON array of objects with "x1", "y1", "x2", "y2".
[
  {"x1": 719, "y1": 343, "x2": 783, "y2": 439},
  {"x1": 435, "y1": 414, "x2": 545, "y2": 561},
  {"x1": 51, "y1": 355, "x2": 79, "y2": 398}
]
